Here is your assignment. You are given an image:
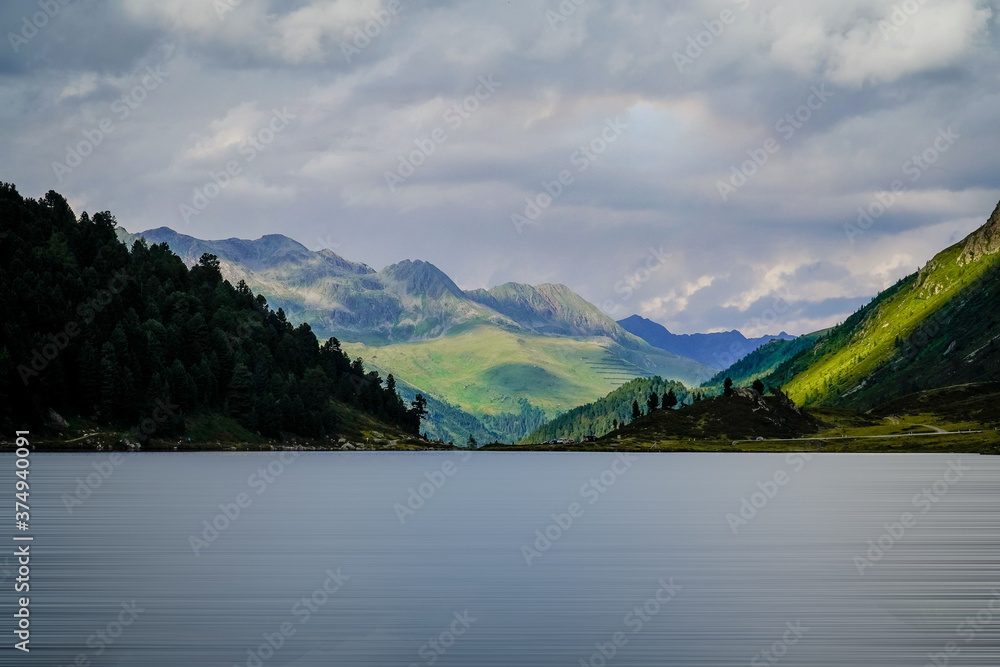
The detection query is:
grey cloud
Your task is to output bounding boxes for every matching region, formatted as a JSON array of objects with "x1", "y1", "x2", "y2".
[{"x1": 1, "y1": 0, "x2": 998, "y2": 336}]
